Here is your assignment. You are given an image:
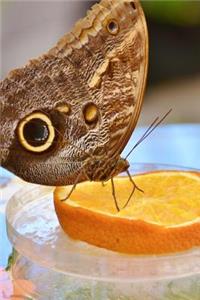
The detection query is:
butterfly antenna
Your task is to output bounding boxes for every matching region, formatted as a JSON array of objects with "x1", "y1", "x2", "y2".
[
  {"x1": 125, "y1": 116, "x2": 159, "y2": 158},
  {"x1": 125, "y1": 109, "x2": 172, "y2": 159}
]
